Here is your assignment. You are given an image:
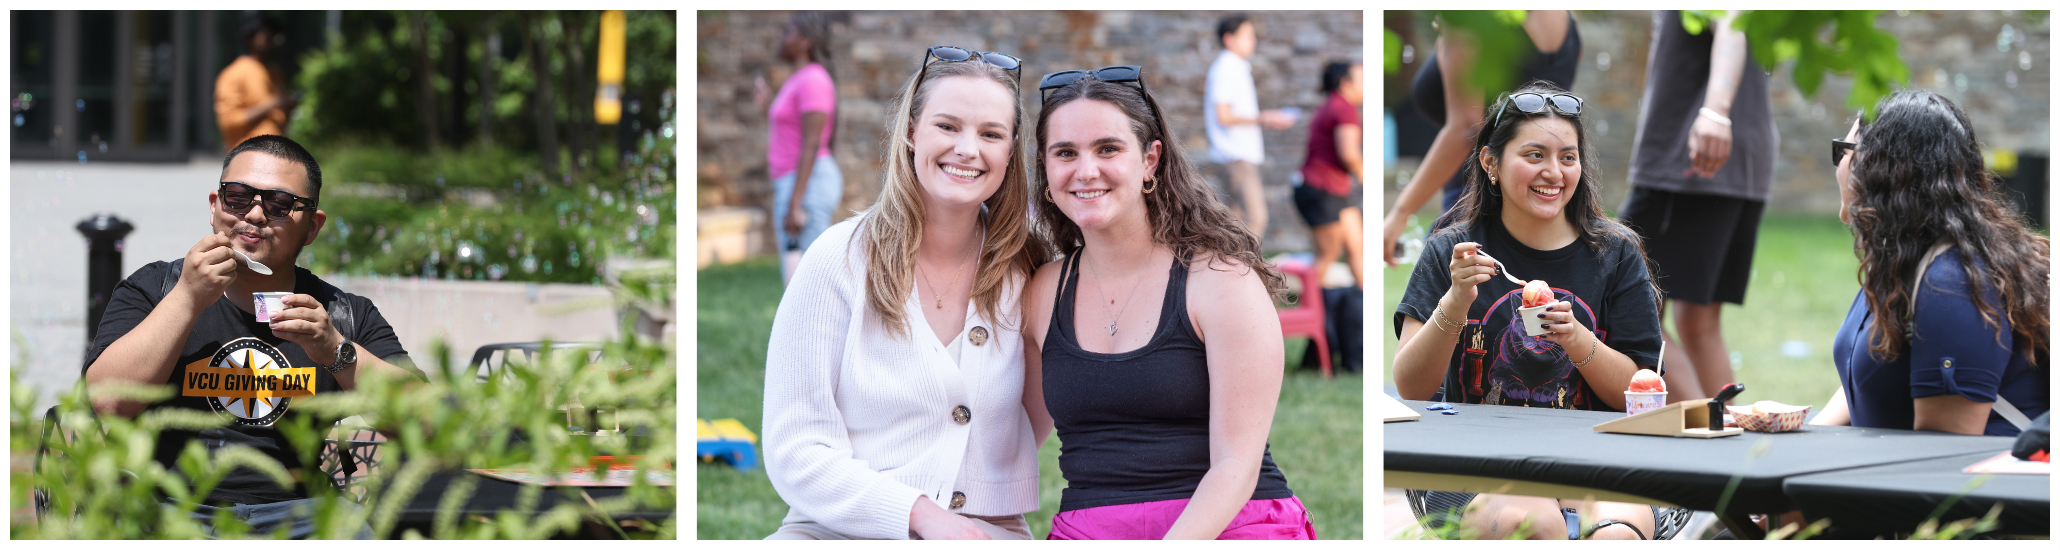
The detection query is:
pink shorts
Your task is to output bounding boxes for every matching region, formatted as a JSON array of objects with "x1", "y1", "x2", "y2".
[{"x1": 1046, "y1": 496, "x2": 1316, "y2": 540}]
